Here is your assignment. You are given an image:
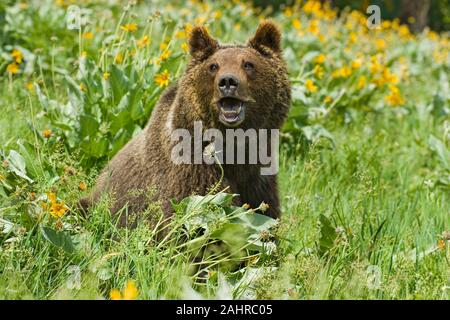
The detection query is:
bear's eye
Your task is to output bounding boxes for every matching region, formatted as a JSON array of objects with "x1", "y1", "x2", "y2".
[
  {"x1": 209, "y1": 63, "x2": 219, "y2": 73},
  {"x1": 243, "y1": 61, "x2": 255, "y2": 71}
]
